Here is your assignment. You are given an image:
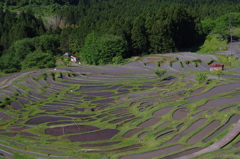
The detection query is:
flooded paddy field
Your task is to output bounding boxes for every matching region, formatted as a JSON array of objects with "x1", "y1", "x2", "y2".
[{"x1": 0, "y1": 53, "x2": 240, "y2": 158}]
